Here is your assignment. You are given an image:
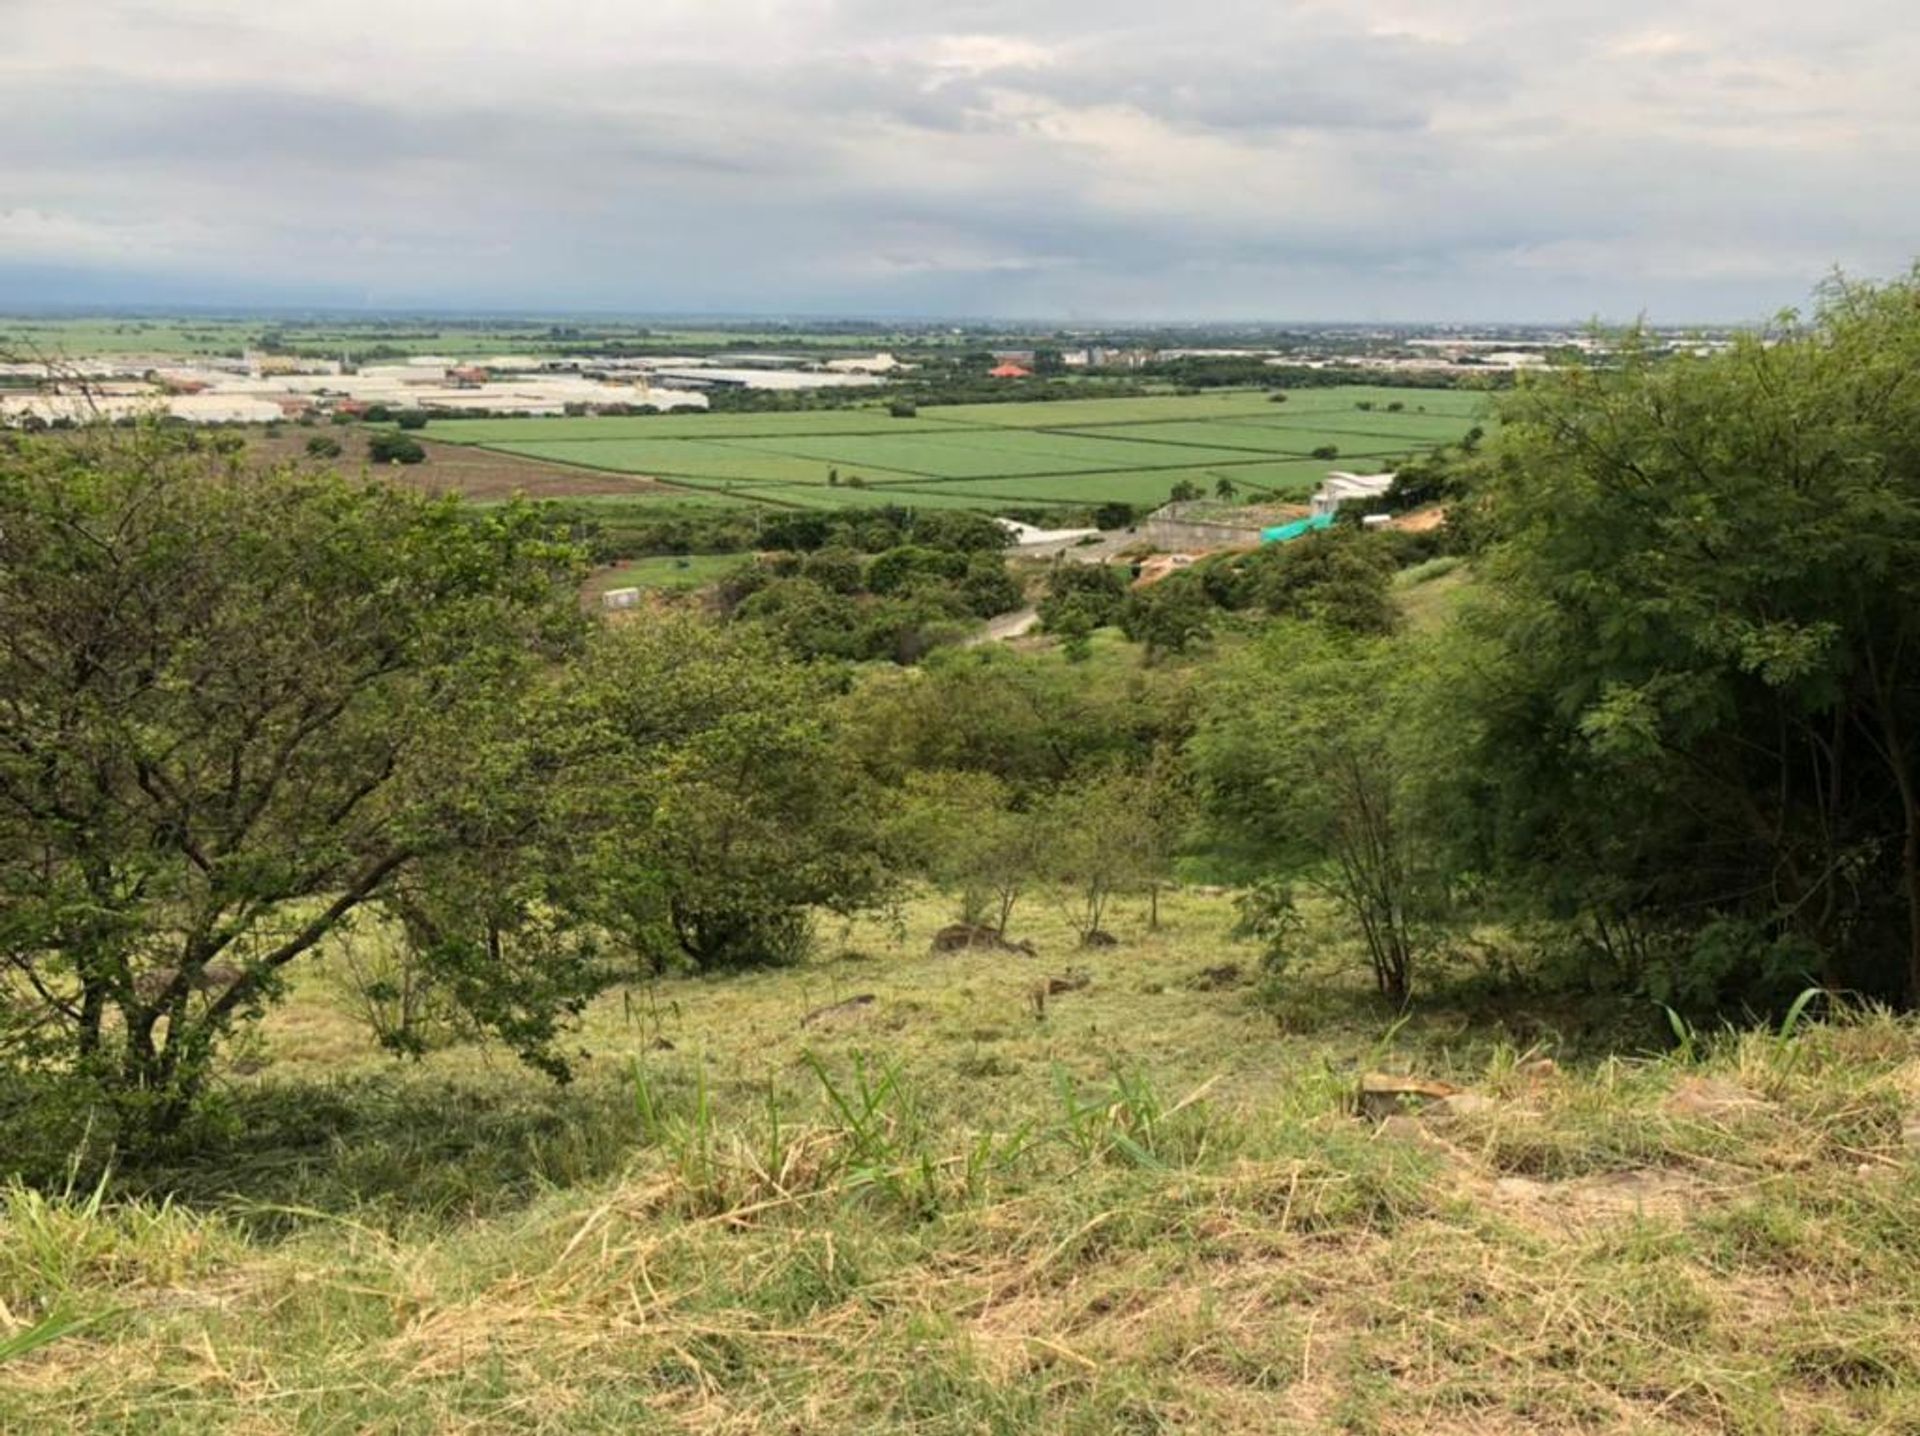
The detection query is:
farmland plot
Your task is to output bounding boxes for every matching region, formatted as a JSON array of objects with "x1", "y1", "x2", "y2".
[{"x1": 433, "y1": 387, "x2": 1488, "y2": 510}]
